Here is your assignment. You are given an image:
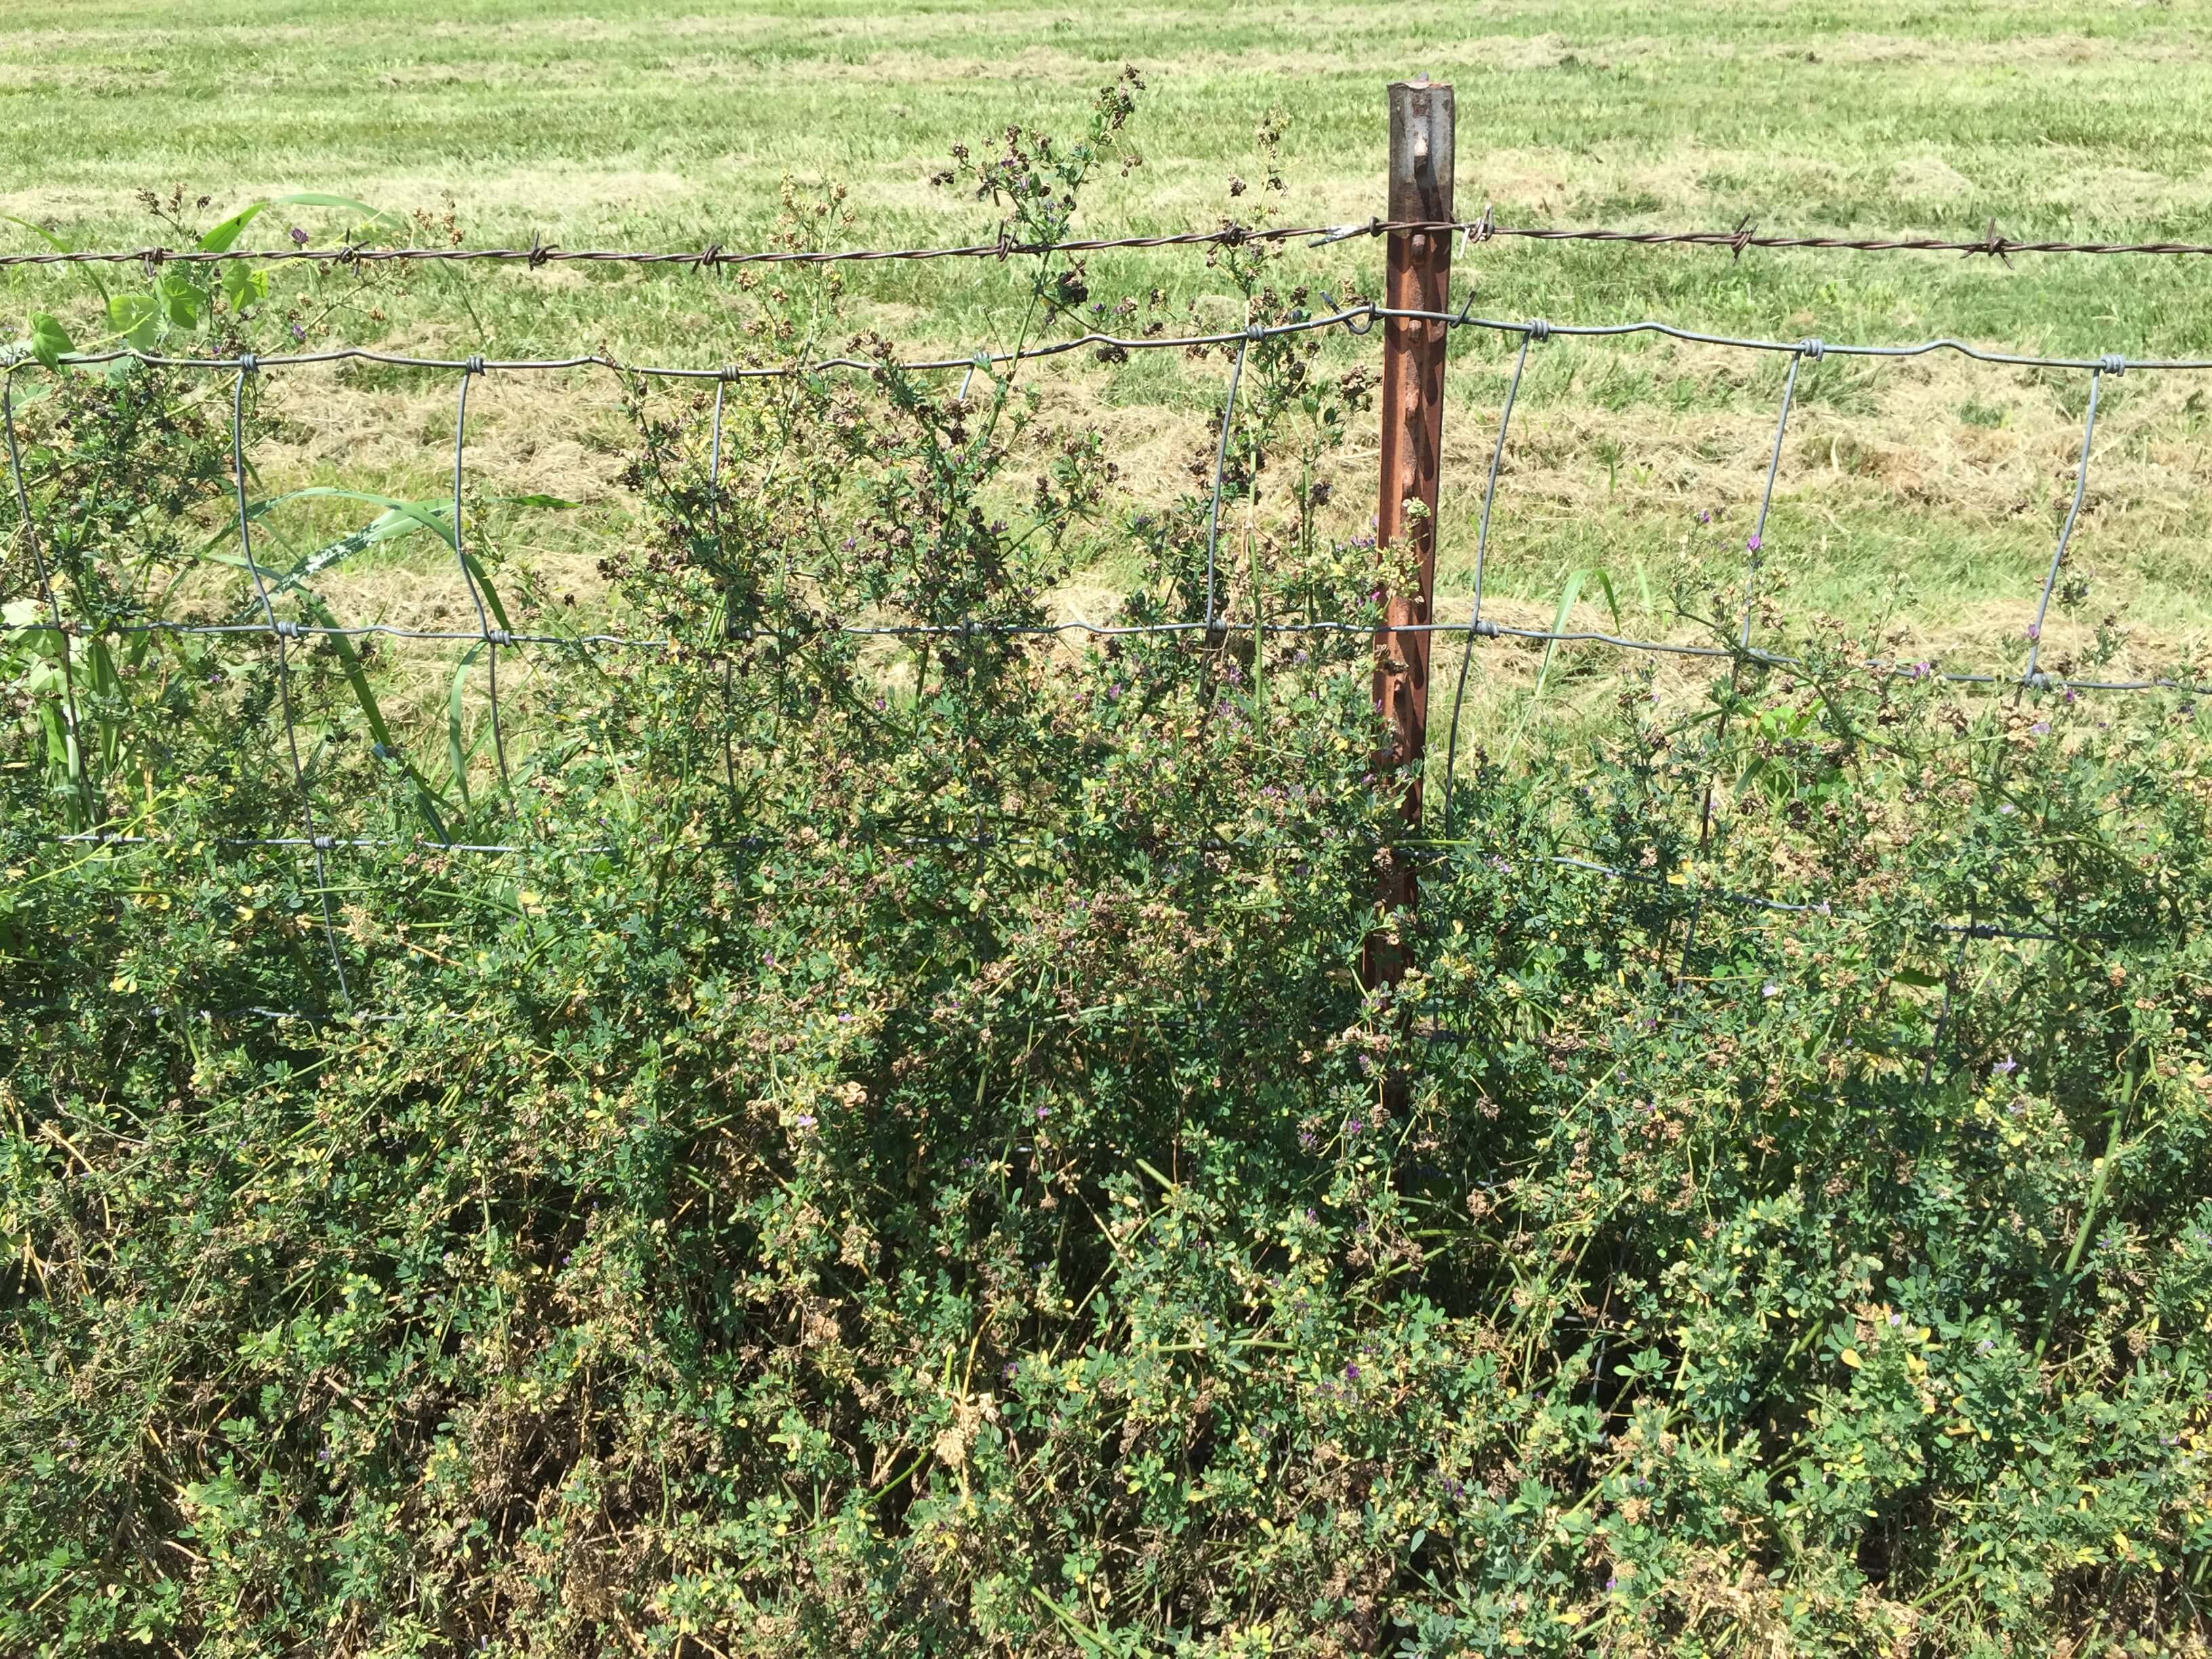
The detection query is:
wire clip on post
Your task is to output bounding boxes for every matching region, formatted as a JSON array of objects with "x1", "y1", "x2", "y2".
[{"x1": 1366, "y1": 74, "x2": 1454, "y2": 993}]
